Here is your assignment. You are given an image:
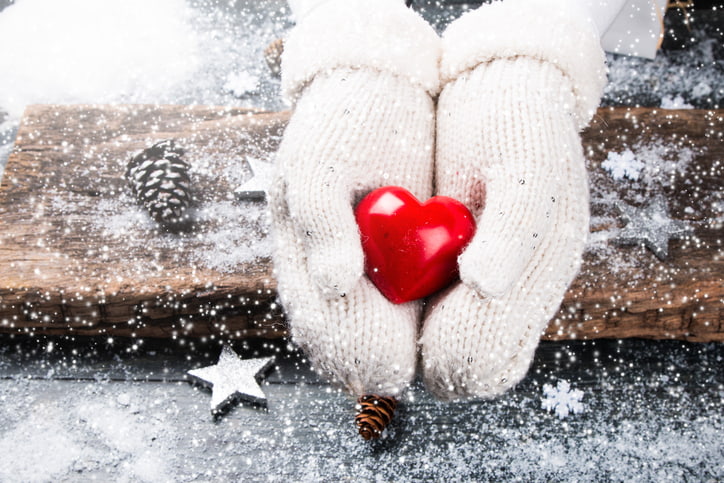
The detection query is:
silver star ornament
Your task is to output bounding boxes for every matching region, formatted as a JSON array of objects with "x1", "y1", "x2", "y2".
[
  {"x1": 614, "y1": 197, "x2": 693, "y2": 261},
  {"x1": 235, "y1": 156, "x2": 274, "y2": 201},
  {"x1": 188, "y1": 345, "x2": 274, "y2": 413}
]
